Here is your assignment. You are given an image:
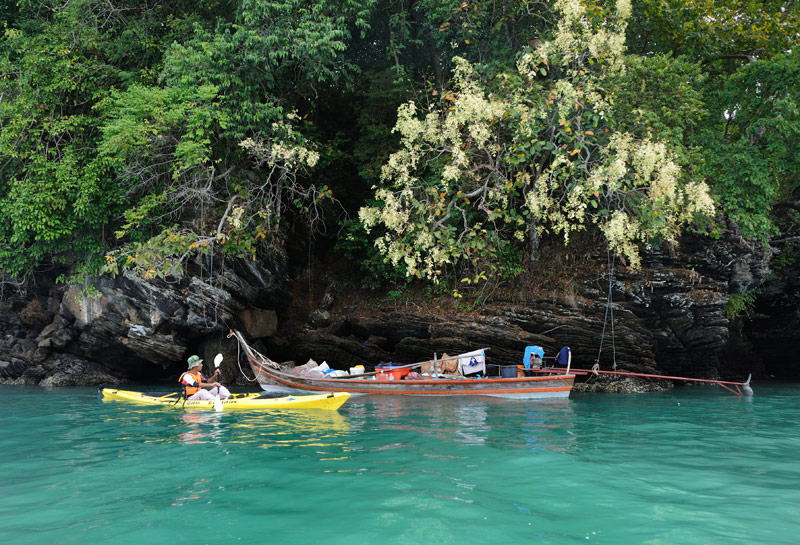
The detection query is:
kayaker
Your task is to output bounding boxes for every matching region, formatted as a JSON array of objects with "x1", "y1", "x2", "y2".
[{"x1": 179, "y1": 355, "x2": 231, "y2": 400}]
